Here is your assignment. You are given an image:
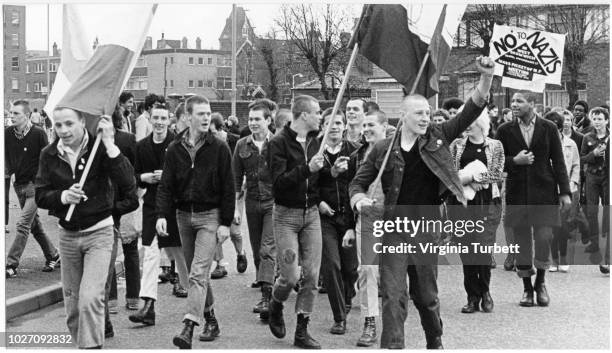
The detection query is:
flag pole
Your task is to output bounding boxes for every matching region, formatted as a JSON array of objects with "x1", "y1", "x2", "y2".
[
  {"x1": 65, "y1": 132, "x2": 102, "y2": 221},
  {"x1": 367, "y1": 51, "x2": 430, "y2": 199},
  {"x1": 317, "y1": 43, "x2": 360, "y2": 155}
]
